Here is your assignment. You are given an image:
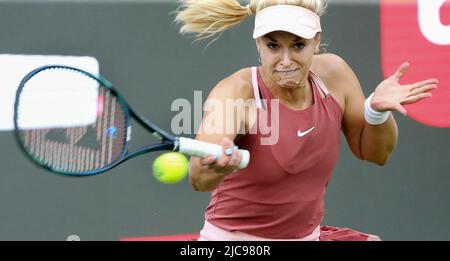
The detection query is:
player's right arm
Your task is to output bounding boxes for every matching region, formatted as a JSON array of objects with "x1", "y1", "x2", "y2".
[{"x1": 189, "y1": 68, "x2": 254, "y2": 192}]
